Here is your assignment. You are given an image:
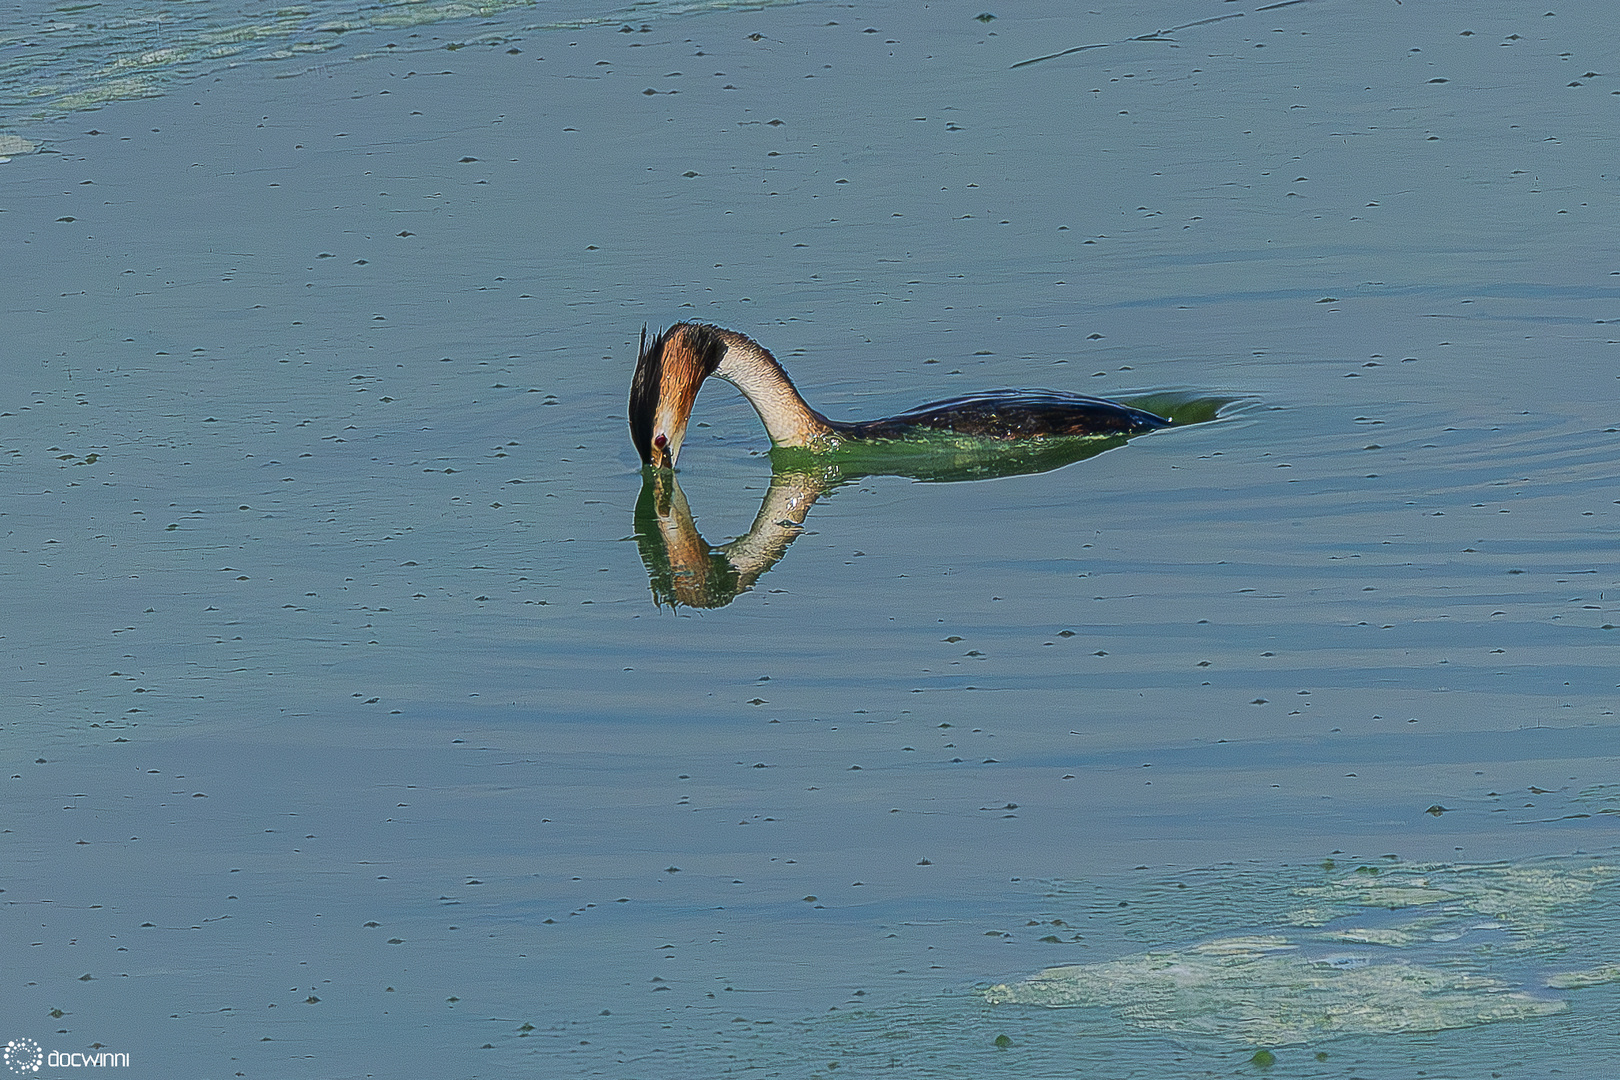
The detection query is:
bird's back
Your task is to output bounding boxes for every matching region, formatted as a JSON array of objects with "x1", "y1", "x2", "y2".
[{"x1": 838, "y1": 389, "x2": 1169, "y2": 440}]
